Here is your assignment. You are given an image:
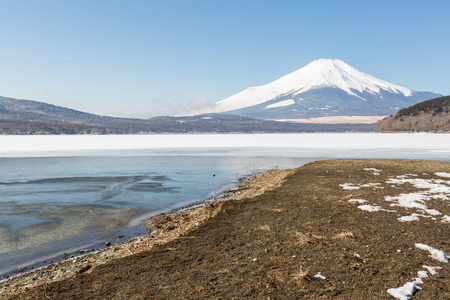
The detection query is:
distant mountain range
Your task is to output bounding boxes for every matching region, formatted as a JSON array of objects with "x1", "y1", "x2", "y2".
[
  {"x1": 376, "y1": 95, "x2": 450, "y2": 132},
  {"x1": 205, "y1": 59, "x2": 441, "y2": 120},
  {"x1": 0, "y1": 96, "x2": 374, "y2": 134},
  {"x1": 0, "y1": 59, "x2": 443, "y2": 134}
]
